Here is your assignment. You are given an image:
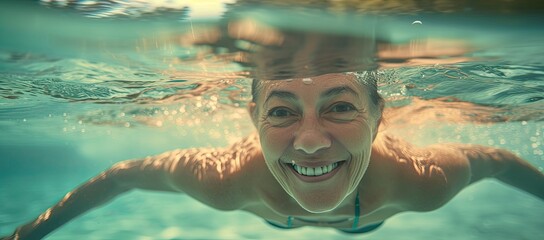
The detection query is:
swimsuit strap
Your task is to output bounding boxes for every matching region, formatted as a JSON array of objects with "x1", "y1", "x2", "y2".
[
  {"x1": 287, "y1": 215, "x2": 293, "y2": 228},
  {"x1": 352, "y1": 192, "x2": 360, "y2": 230}
]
